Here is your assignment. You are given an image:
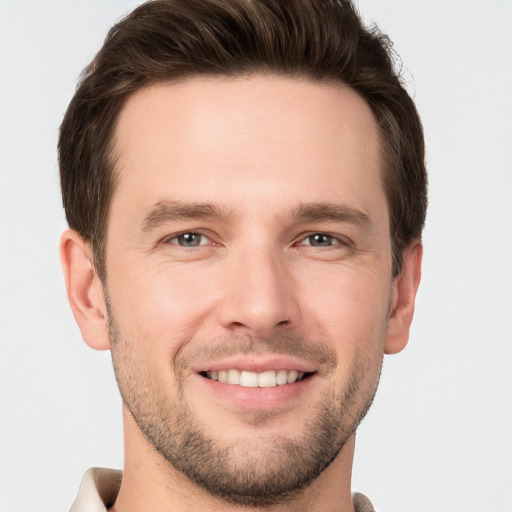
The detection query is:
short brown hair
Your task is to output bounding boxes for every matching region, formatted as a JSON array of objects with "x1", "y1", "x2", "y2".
[{"x1": 59, "y1": 0, "x2": 427, "y2": 279}]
